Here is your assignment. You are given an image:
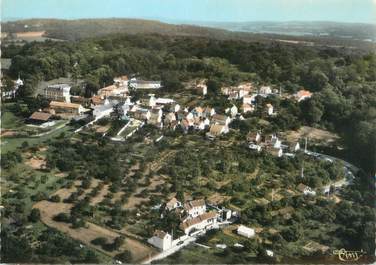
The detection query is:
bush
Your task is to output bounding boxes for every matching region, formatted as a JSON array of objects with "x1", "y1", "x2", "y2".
[
  {"x1": 91, "y1": 237, "x2": 108, "y2": 246},
  {"x1": 53, "y1": 212, "x2": 71, "y2": 223},
  {"x1": 49, "y1": 195, "x2": 61, "y2": 202},
  {"x1": 115, "y1": 250, "x2": 132, "y2": 263},
  {"x1": 28, "y1": 208, "x2": 41, "y2": 222}
]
